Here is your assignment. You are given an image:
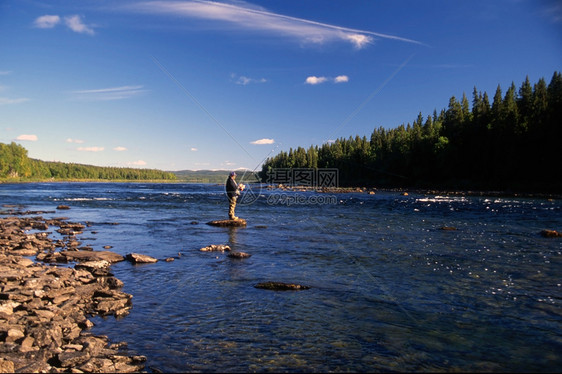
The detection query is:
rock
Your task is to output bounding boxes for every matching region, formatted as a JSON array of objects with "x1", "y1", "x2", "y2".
[
  {"x1": 440, "y1": 226, "x2": 457, "y2": 231},
  {"x1": 540, "y1": 229, "x2": 562, "y2": 238},
  {"x1": 0, "y1": 216, "x2": 144, "y2": 373},
  {"x1": 199, "y1": 244, "x2": 231, "y2": 252},
  {"x1": 254, "y1": 281, "x2": 310, "y2": 291},
  {"x1": 56, "y1": 205, "x2": 71, "y2": 210},
  {"x1": 62, "y1": 250, "x2": 125, "y2": 264},
  {"x1": 206, "y1": 219, "x2": 247, "y2": 227},
  {"x1": 227, "y1": 251, "x2": 251, "y2": 259},
  {"x1": 125, "y1": 253, "x2": 158, "y2": 264},
  {"x1": 0, "y1": 358, "x2": 15, "y2": 373}
]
